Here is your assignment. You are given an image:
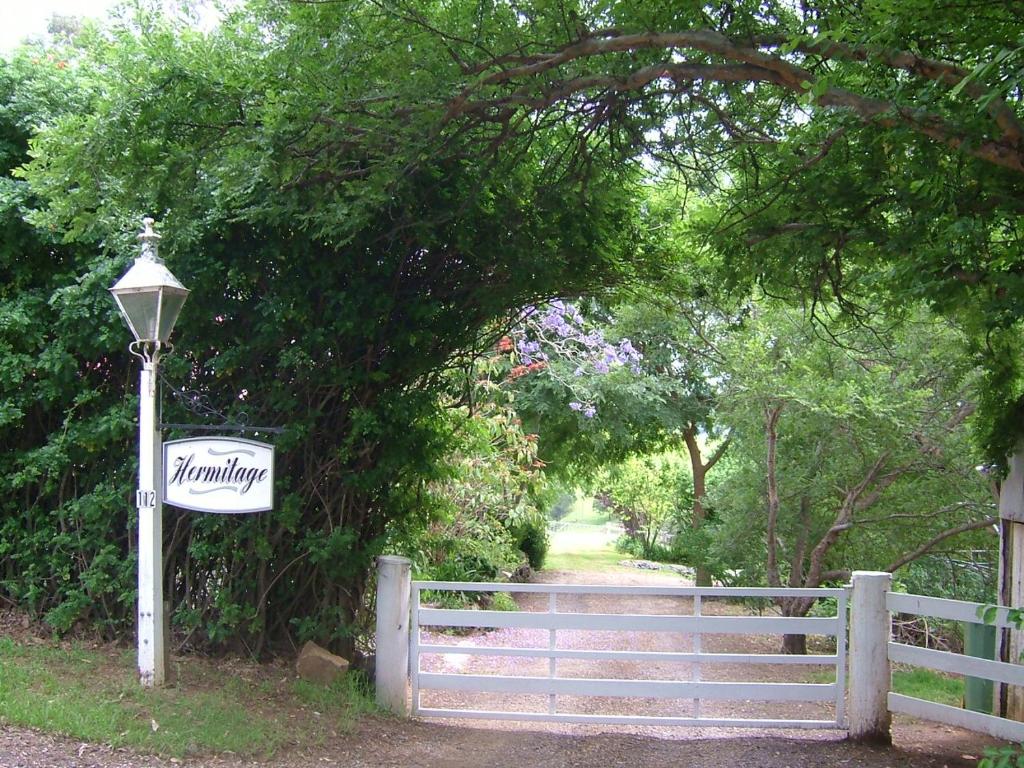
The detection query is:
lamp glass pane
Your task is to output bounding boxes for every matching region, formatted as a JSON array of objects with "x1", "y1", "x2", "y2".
[
  {"x1": 114, "y1": 290, "x2": 161, "y2": 342},
  {"x1": 157, "y1": 291, "x2": 188, "y2": 343}
]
